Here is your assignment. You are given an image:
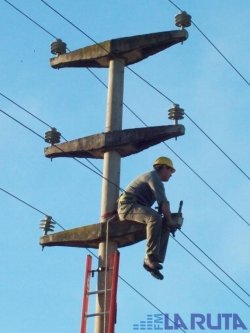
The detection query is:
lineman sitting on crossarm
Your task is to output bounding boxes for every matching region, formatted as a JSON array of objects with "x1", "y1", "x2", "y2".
[{"x1": 117, "y1": 156, "x2": 176, "y2": 280}]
